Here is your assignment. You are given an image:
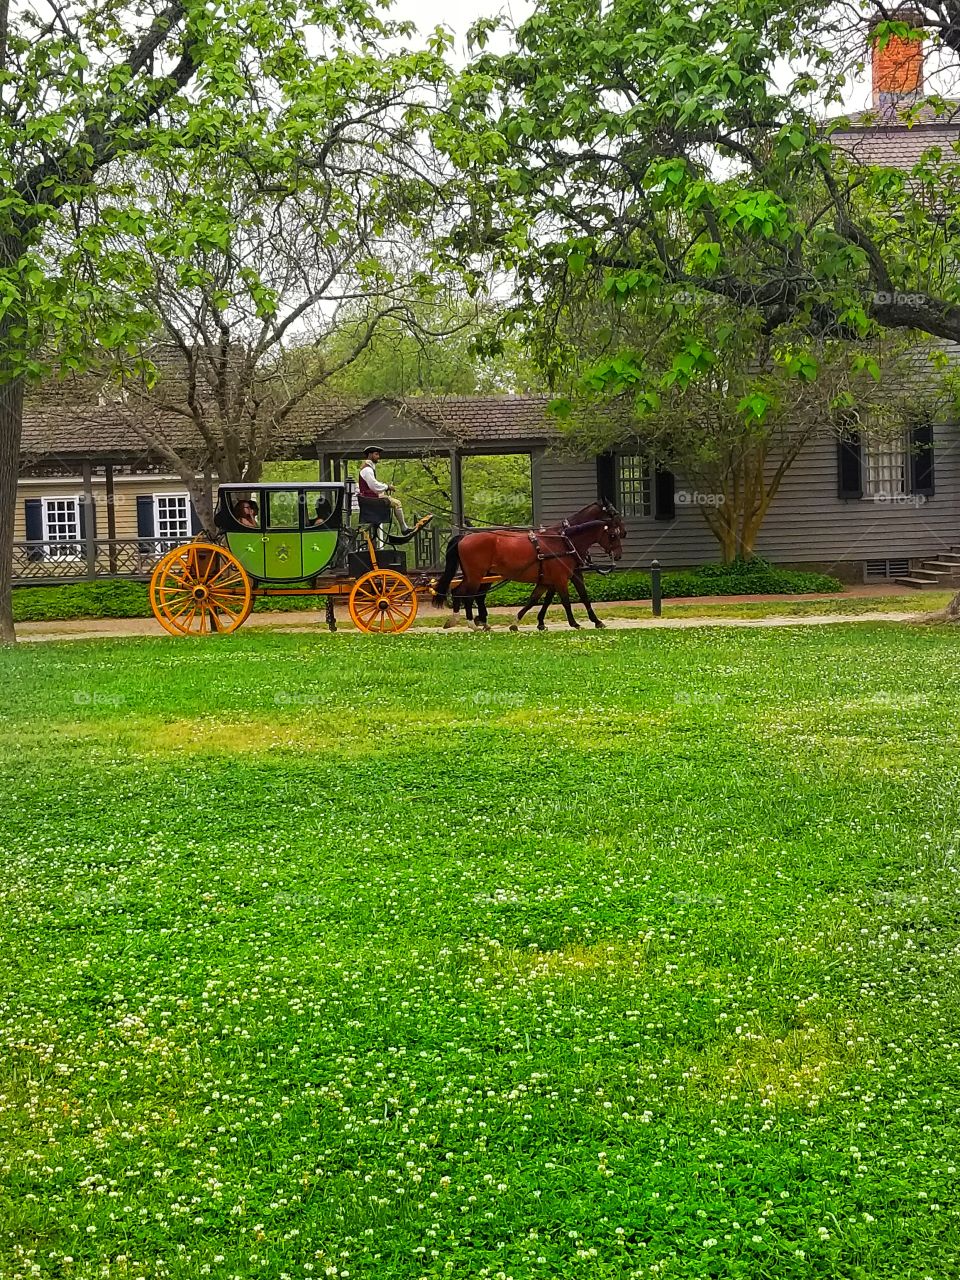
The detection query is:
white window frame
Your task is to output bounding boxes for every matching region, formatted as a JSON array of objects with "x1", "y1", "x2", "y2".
[
  {"x1": 863, "y1": 432, "x2": 908, "y2": 500},
  {"x1": 153, "y1": 492, "x2": 192, "y2": 552},
  {"x1": 41, "y1": 494, "x2": 84, "y2": 560},
  {"x1": 616, "y1": 454, "x2": 652, "y2": 518}
]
